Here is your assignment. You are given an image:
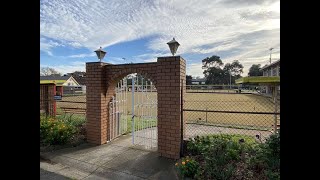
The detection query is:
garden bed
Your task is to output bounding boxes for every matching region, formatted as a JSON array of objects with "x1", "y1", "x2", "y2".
[
  {"x1": 176, "y1": 133, "x2": 280, "y2": 180},
  {"x1": 40, "y1": 114, "x2": 87, "y2": 152}
]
